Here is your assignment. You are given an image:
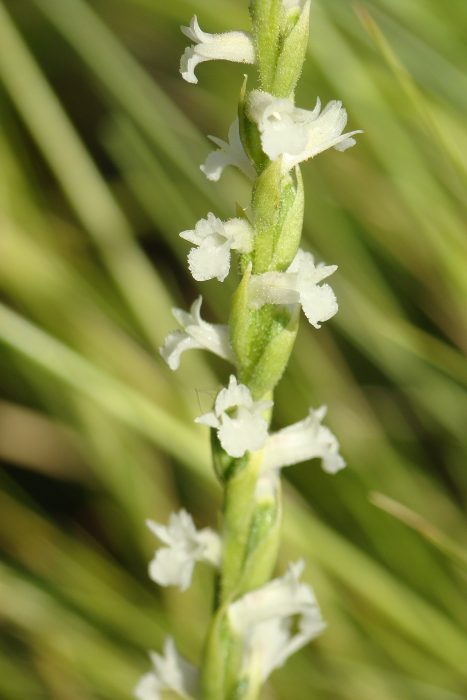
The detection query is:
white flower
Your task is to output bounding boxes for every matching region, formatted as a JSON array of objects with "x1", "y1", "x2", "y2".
[
  {"x1": 160, "y1": 296, "x2": 234, "y2": 370},
  {"x1": 263, "y1": 405, "x2": 346, "y2": 474},
  {"x1": 146, "y1": 510, "x2": 221, "y2": 592},
  {"x1": 134, "y1": 637, "x2": 197, "y2": 700},
  {"x1": 247, "y1": 90, "x2": 362, "y2": 172},
  {"x1": 228, "y1": 561, "x2": 326, "y2": 682},
  {"x1": 195, "y1": 375, "x2": 272, "y2": 458},
  {"x1": 180, "y1": 213, "x2": 253, "y2": 282},
  {"x1": 200, "y1": 119, "x2": 256, "y2": 182},
  {"x1": 180, "y1": 16, "x2": 255, "y2": 84},
  {"x1": 249, "y1": 249, "x2": 338, "y2": 329}
]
